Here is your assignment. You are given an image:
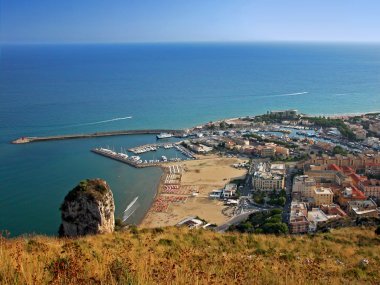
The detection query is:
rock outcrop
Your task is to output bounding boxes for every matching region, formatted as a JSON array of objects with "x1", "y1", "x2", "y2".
[{"x1": 59, "y1": 179, "x2": 115, "y2": 237}]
